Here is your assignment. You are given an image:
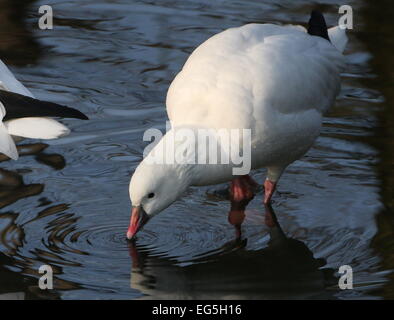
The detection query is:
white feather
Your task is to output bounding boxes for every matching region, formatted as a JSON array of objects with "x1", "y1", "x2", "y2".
[
  {"x1": 5, "y1": 117, "x2": 70, "y2": 139},
  {"x1": 0, "y1": 102, "x2": 18, "y2": 160},
  {"x1": 0, "y1": 59, "x2": 34, "y2": 98},
  {"x1": 328, "y1": 26, "x2": 348, "y2": 53}
]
